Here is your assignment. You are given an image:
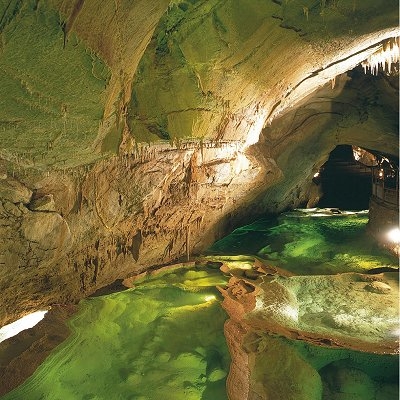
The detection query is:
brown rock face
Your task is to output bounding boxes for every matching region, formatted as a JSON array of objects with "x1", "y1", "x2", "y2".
[
  {"x1": 0, "y1": 178, "x2": 32, "y2": 204},
  {"x1": 22, "y1": 211, "x2": 71, "y2": 251},
  {"x1": 0, "y1": 1, "x2": 398, "y2": 326}
]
